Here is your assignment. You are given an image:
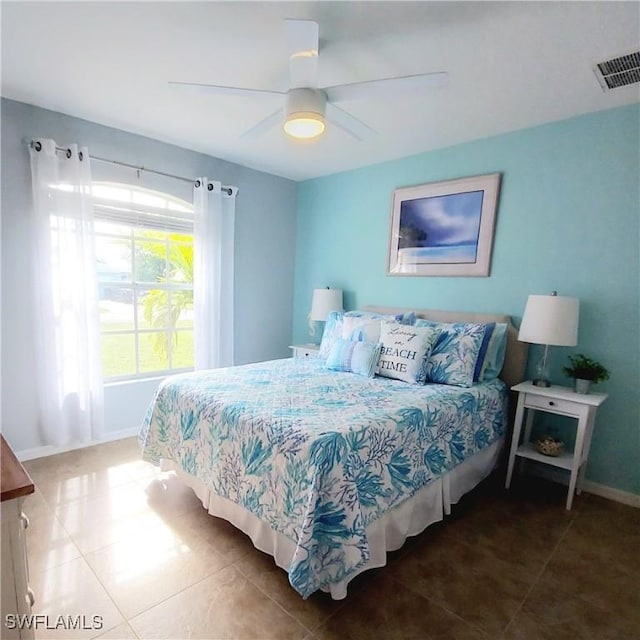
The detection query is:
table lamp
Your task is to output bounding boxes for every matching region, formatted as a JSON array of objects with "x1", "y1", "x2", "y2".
[
  {"x1": 518, "y1": 291, "x2": 579, "y2": 387},
  {"x1": 309, "y1": 287, "x2": 343, "y2": 339}
]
